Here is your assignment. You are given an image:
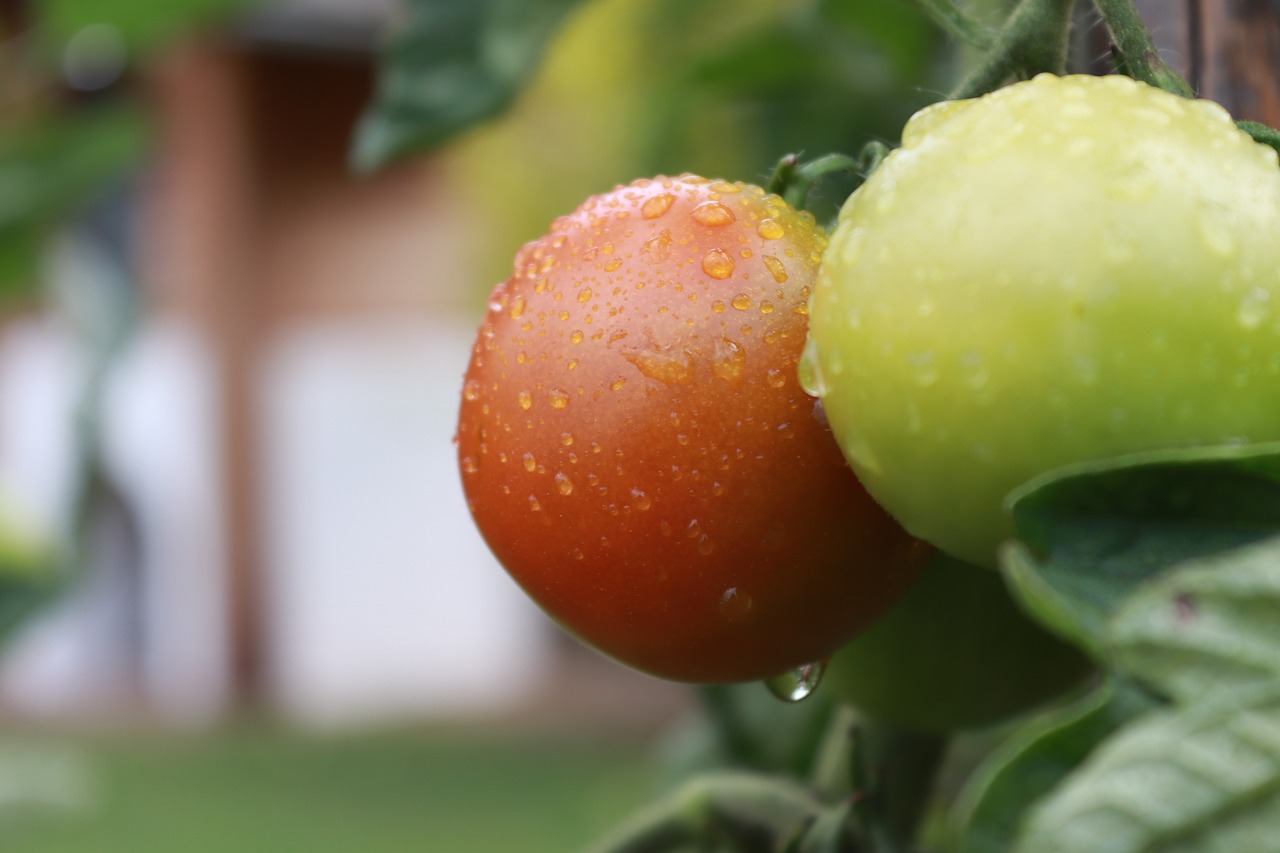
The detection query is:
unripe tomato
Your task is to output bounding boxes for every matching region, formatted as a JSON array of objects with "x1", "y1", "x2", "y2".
[
  {"x1": 457, "y1": 175, "x2": 929, "y2": 683},
  {"x1": 807, "y1": 73, "x2": 1280, "y2": 567},
  {"x1": 820, "y1": 553, "x2": 1093, "y2": 732}
]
